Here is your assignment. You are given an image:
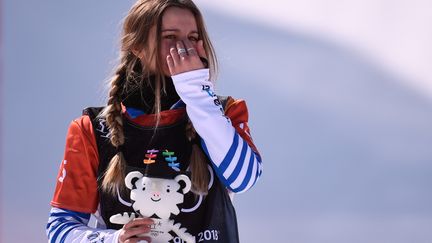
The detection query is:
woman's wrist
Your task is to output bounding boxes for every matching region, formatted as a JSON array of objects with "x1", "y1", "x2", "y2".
[{"x1": 171, "y1": 68, "x2": 210, "y2": 84}]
